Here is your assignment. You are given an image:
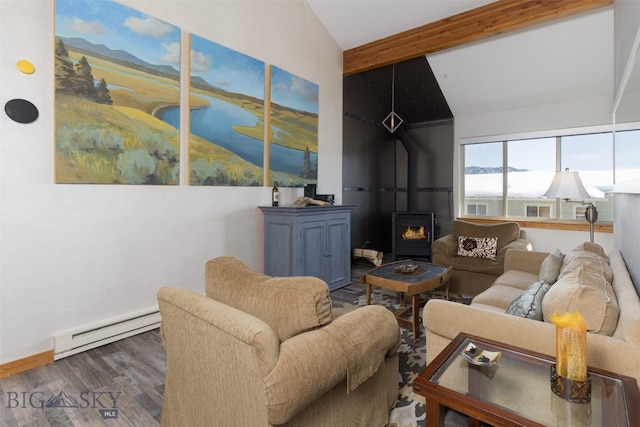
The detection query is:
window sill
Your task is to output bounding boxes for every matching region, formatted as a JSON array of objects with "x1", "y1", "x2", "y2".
[{"x1": 458, "y1": 216, "x2": 613, "y2": 234}]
